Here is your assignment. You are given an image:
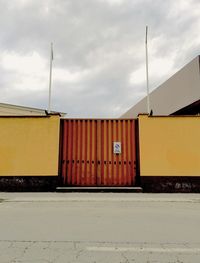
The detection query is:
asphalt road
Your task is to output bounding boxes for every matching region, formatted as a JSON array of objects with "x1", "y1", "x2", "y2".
[{"x1": 0, "y1": 192, "x2": 200, "y2": 262}]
